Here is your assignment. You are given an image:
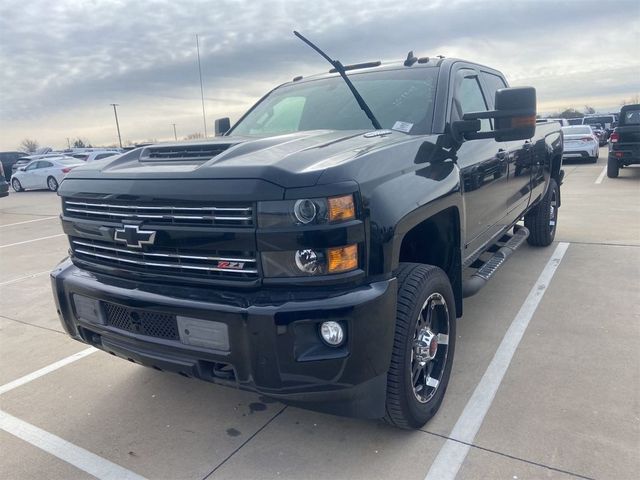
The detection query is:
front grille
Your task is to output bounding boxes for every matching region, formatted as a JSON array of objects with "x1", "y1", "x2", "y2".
[
  {"x1": 63, "y1": 199, "x2": 254, "y2": 227},
  {"x1": 71, "y1": 237, "x2": 258, "y2": 281},
  {"x1": 104, "y1": 303, "x2": 178, "y2": 340}
]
